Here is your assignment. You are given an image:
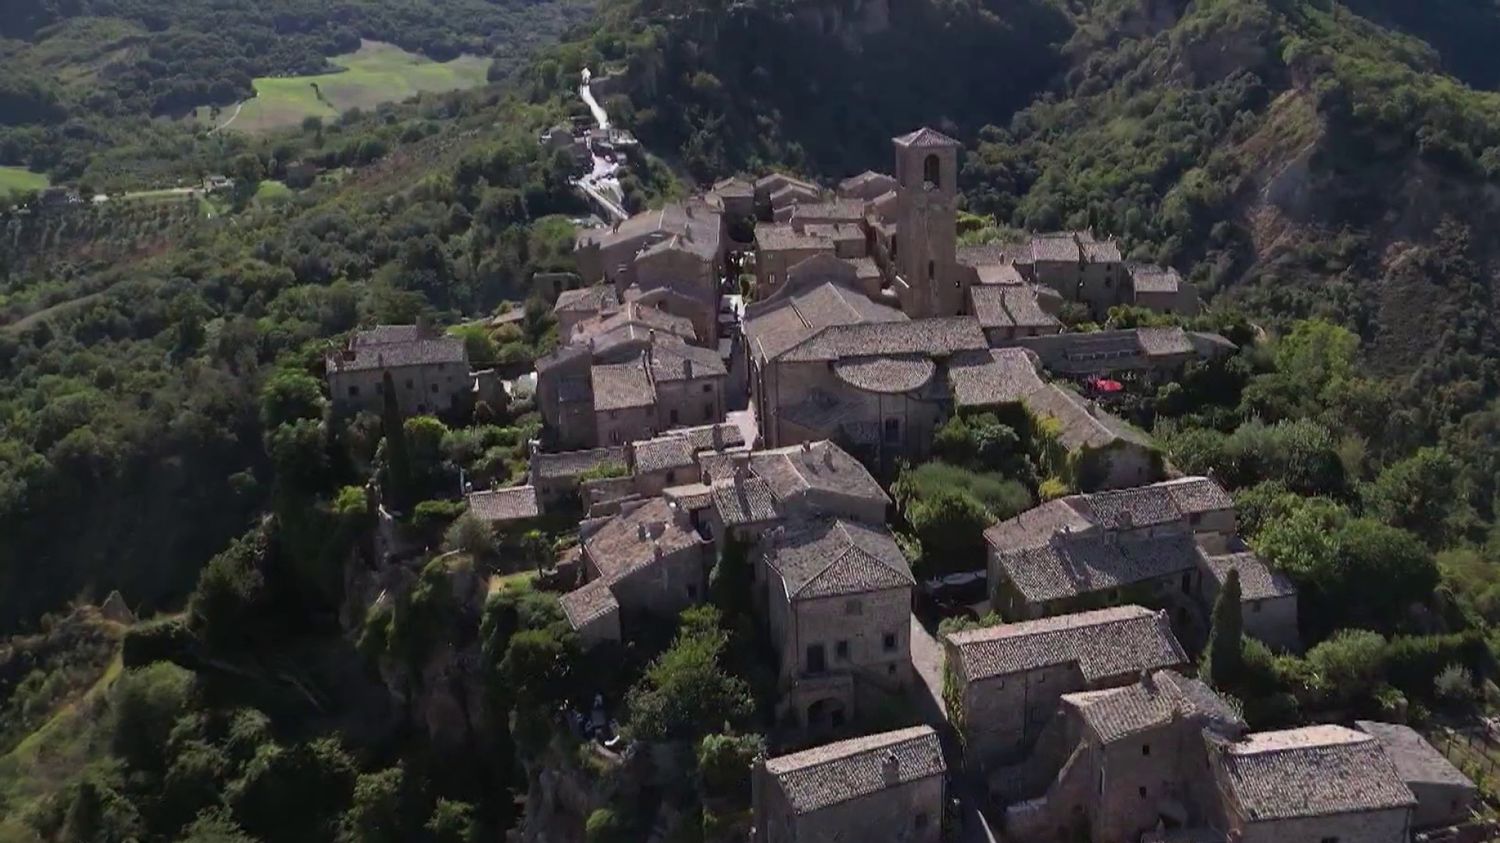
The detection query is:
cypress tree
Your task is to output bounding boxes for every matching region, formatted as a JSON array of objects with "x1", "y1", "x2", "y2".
[
  {"x1": 1207, "y1": 569, "x2": 1244, "y2": 690},
  {"x1": 382, "y1": 371, "x2": 413, "y2": 511}
]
